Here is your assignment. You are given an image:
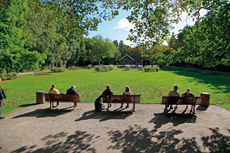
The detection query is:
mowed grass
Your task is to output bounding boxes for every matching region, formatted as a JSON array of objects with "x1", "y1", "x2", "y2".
[{"x1": 1, "y1": 66, "x2": 230, "y2": 114}]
